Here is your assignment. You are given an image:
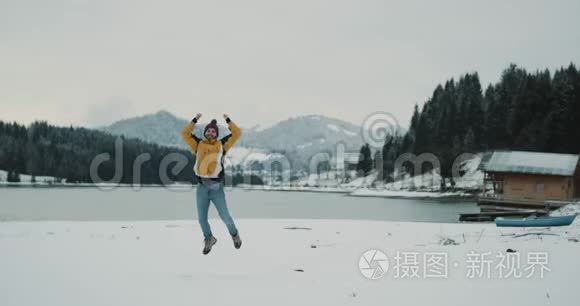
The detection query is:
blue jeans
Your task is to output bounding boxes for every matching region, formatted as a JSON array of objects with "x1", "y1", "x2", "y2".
[{"x1": 196, "y1": 182, "x2": 238, "y2": 240}]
